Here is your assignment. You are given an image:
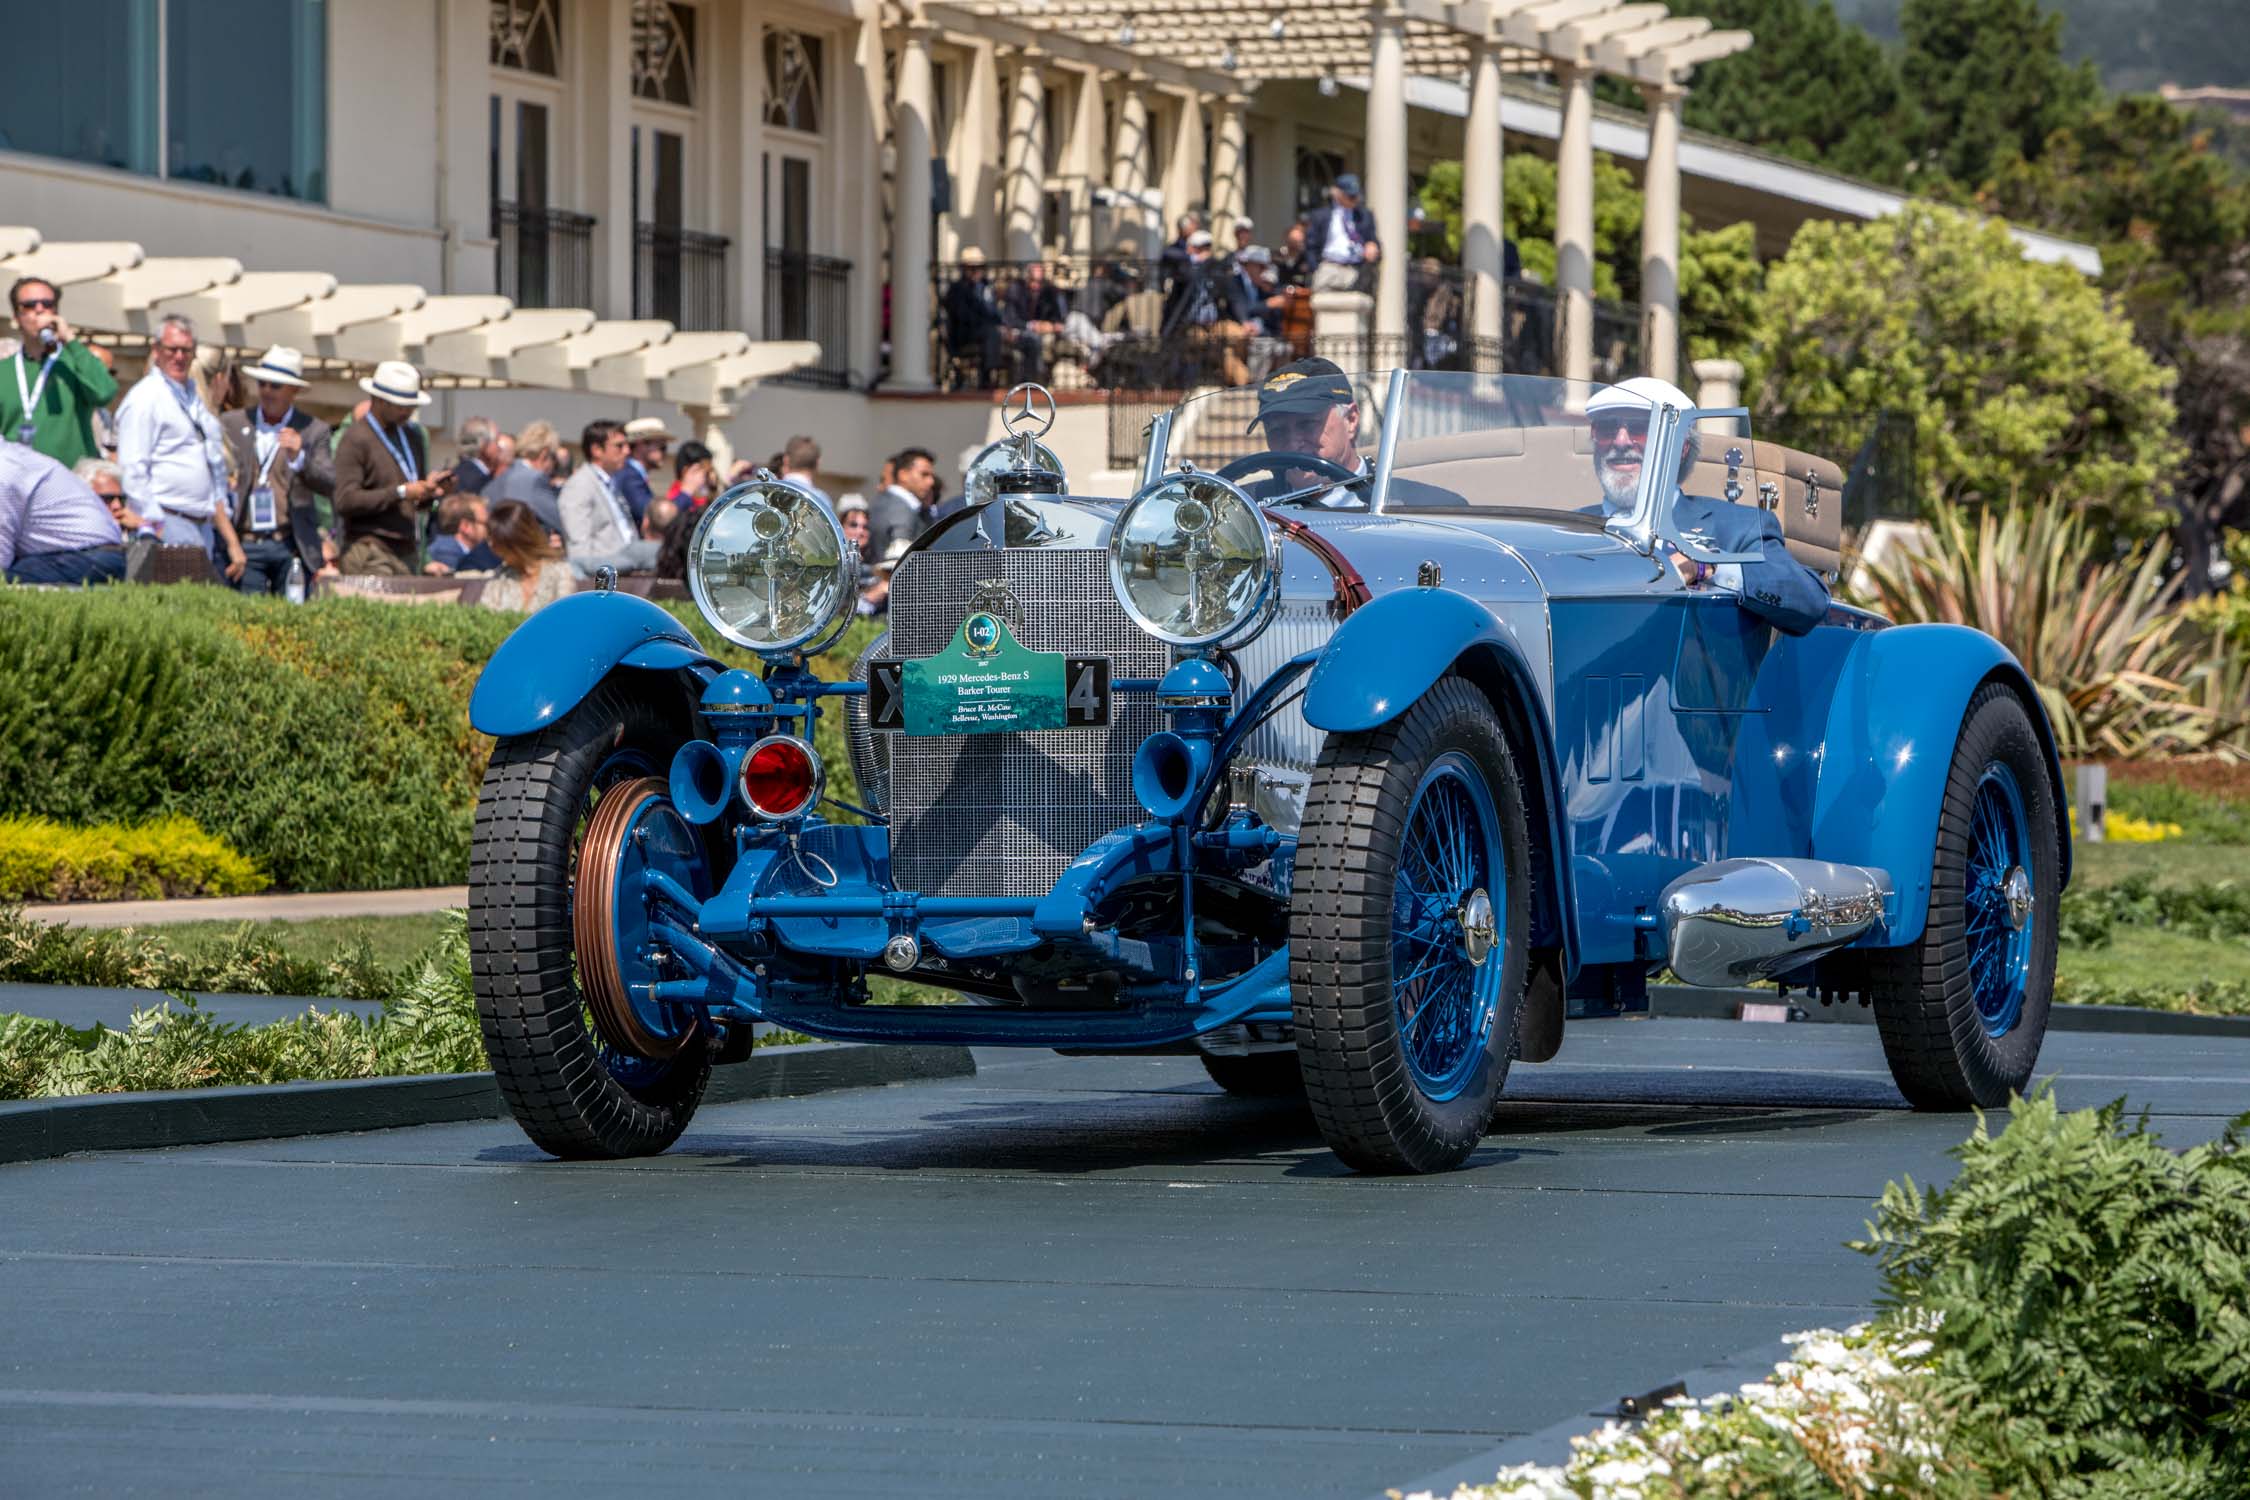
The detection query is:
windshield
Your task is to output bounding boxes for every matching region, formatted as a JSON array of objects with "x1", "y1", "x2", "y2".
[{"x1": 1151, "y1": 370, "x2": 1629, "y2": 517}]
